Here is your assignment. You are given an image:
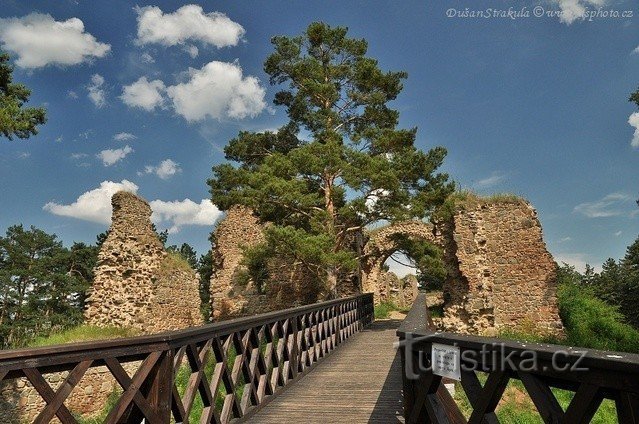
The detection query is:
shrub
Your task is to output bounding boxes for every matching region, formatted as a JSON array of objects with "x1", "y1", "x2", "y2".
[{"x1": 558, "y1": 283, "x2": 639, "y2": 353}]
